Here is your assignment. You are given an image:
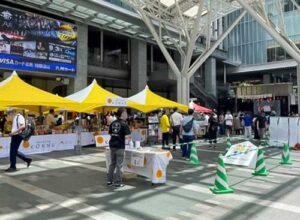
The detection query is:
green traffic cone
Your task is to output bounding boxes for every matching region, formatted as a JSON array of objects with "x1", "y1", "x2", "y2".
[
  {"x1": 226, "y1": 138, "x2": 231, "y2": 151},
  {"x1": 210, "y1": 154, "x2": 234, "y2": 194},
  {"x1": 189, "y1": 143, "x2": 201, "y2": 166},
  {"x1": 280, "y1": 143, "x2": 292, "y2": 165},
  {"x1": 252, "y1": 148, "x2": 269, "y2": 176}
]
